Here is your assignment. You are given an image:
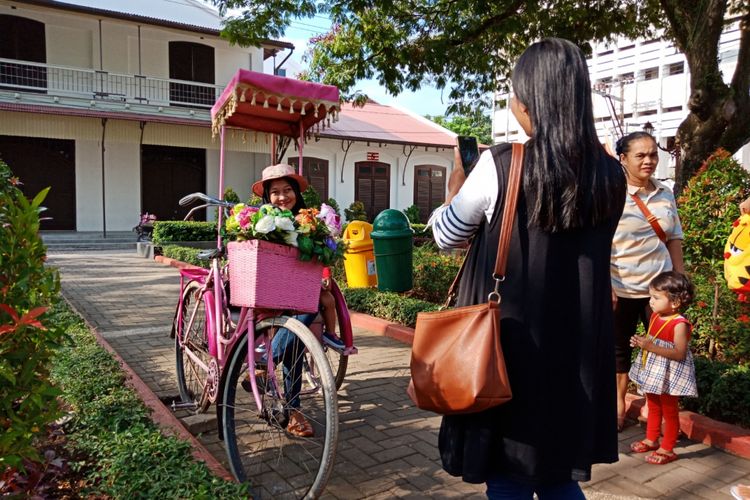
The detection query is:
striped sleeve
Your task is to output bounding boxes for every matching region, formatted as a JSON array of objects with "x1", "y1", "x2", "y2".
[{"x1": 428, "y1": 150, "x2": 498, "y2": 249}]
